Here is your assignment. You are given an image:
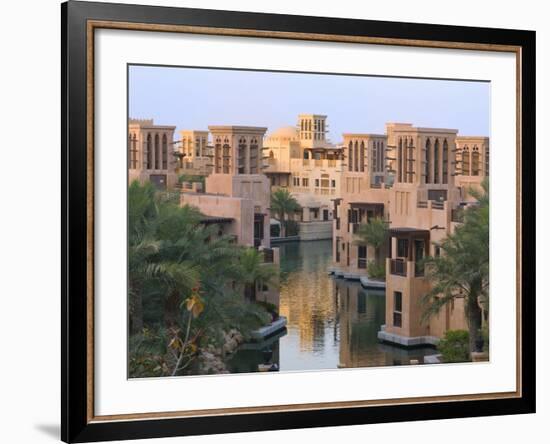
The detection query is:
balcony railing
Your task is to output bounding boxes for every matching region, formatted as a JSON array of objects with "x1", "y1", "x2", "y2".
[
  {"x1": 390, "y1": 259, "x2": 407, "y2": 276},
  {"x1": 314, "y1": 188, "x2": 335, "y2": 195},
  {"x1": 417, "y1": 201, "x2": 428, "y2": 208},
  {"x1": 300, "y1": 159, "x2": 340, "y2": 169},
  {"x1": 358, "y1": 258, "x2": 367, "y2": 269},
  {"x1": 432, "y1": 201, "x2": 445, "y2": 210}
]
